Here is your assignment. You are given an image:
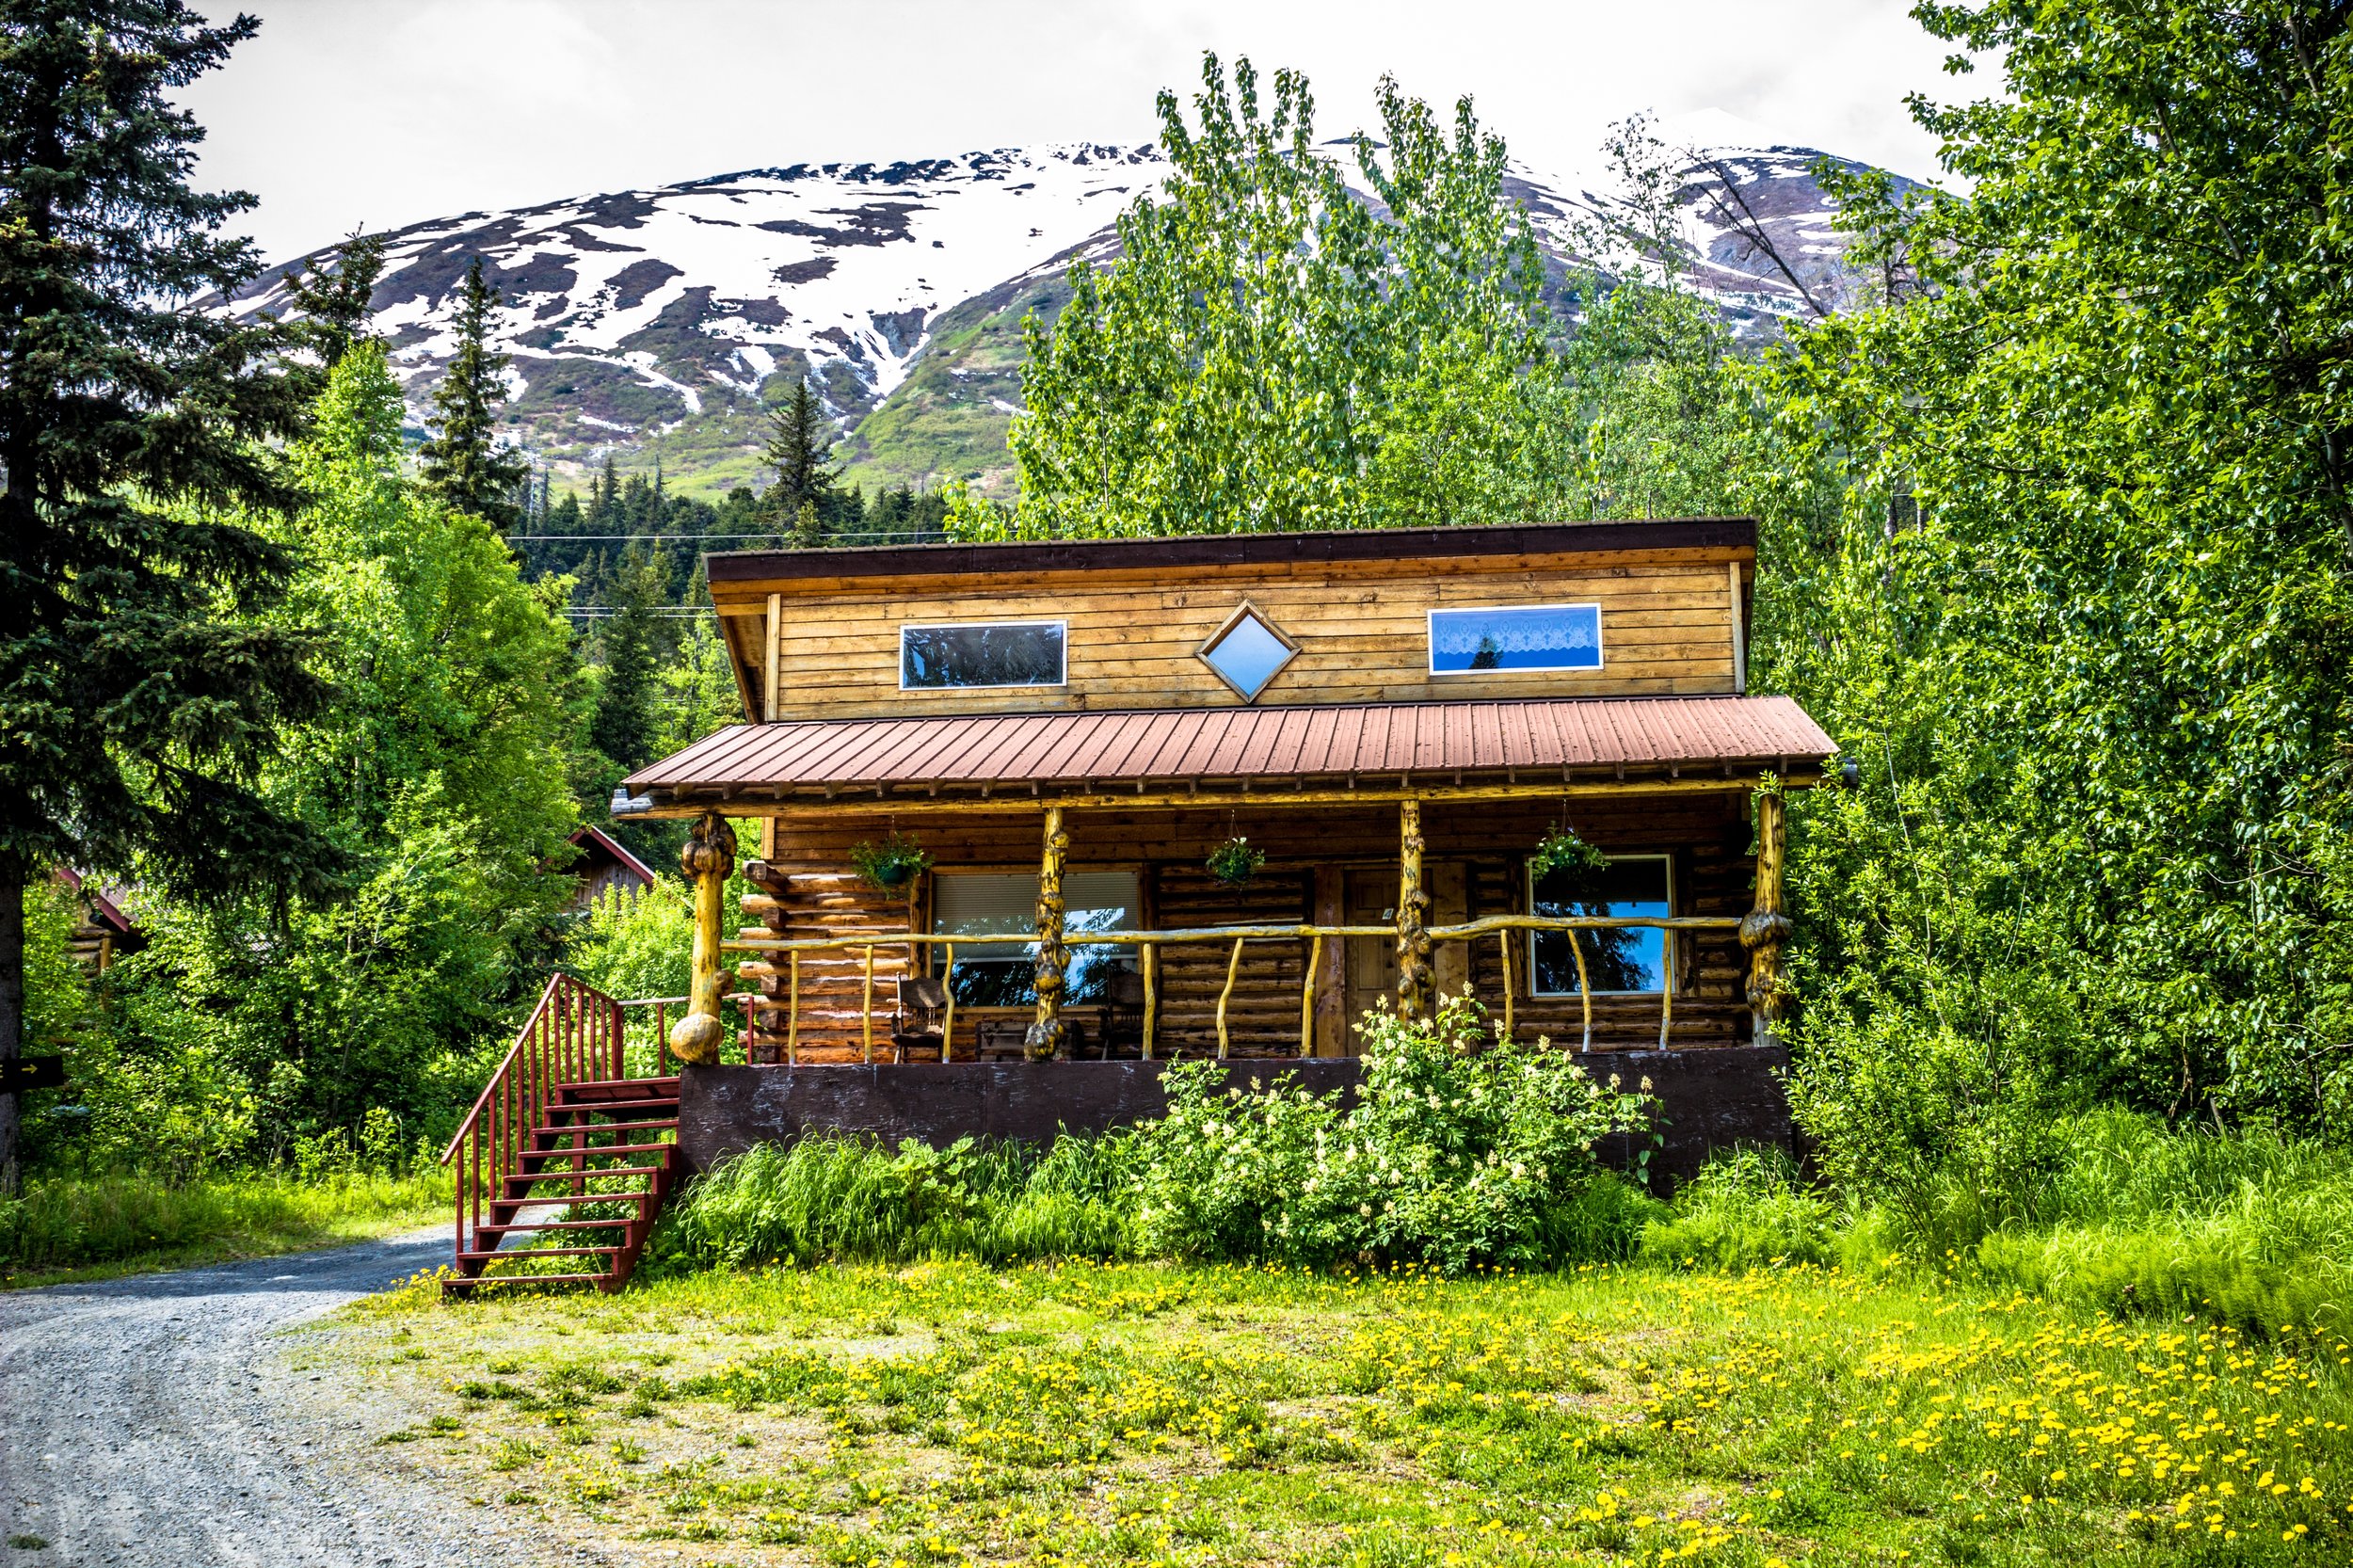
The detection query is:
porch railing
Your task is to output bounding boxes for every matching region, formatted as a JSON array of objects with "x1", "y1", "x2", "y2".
[
  {"x1": 723, "y1": 914, "x2": 1743, "y2": 1061},
  {"x1": 440, "y1": 971, "x2": 627, "y2": 1253}
]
